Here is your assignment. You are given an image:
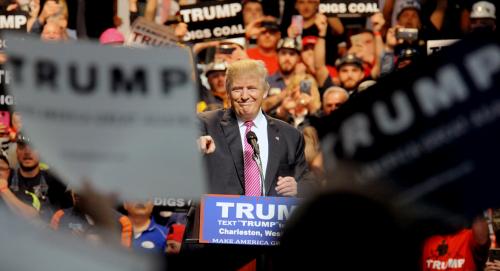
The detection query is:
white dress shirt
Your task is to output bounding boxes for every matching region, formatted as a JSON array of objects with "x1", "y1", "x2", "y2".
[{"x1": 237, "y1": 110, "x2": 269, "y2": 187}]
